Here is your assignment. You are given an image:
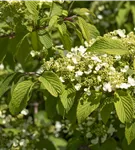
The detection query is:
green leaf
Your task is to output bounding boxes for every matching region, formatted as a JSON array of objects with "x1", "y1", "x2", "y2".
[
  {"x1": 114, "y1": 91, "x2": 134, "y2": 123},
  {"x1": 35, "y1": 138, "x2": 56, "y2": 150},
  {"x1": 131, "y1": 6, "x2": 135, "y2": 25},
  {"x1": 25, "y1": 1, "x2": 38, "y2": 24},
  {"x1": 39, "y1": 33, "x2": 52, "y2": 49},
  {"x1": 38, "y1": 71, "x2": 64, "y2": 97},
  {"x1": 100, "y1": 138, "x2": 117, "y2": 150},
  {"x1": 87, "y1": 37, "x2": 129, "y2": 55},
  {"x1": 116, "y1": 2, "x2": 130, "y2": 27},
  {"x1": 0, "y1": 38, "x2": 9, "y2": 62},
  {"x1": 16, "y1": 33, "x2": 31, "y2": 67},
  {"x1": 49, "y1": 15, "x2": 59, "y2": 29},
  {"x1": 9, "y1": 80, "x2": 33, "y2": 115},
  {"x1": 66, "y1": 21, "x2": 84, "y2": 44},
  {"x1": 125, "y1": 122, "x2": 135, "y2": 145},
  {"x1": 44, "y1": 92, "x2": 57, "y2": 119},
  {"x1": 0, "y1": 73, "x2": 18, "y2": 98},
  {"x1": 49, "y1": 136, "x2": 67, "y2": 149},
  {"x1": 31, "y1": 31, "x2": 42, "y2": 51},
  {"x1": 50, "y1": 2, "x2": 63, "y2": 17},
  {"x1": 60, "y1": 86, "x2": 76, "y2": 113},
  {"x1": 101, "y1": 103, "x2": 113, "y2": 124},
  {"x1": 77, "y1": 17, "x2": 100, "y2": 42},
  {"x1": 57, "y1": 23, "x2": 72, "y2": 51},
  {"x1": 67, "y1": 137, "x2": 84, "y2": 150},
  {"x1": 77, "y1": 92, "x2": 101, "y2": 123}
]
